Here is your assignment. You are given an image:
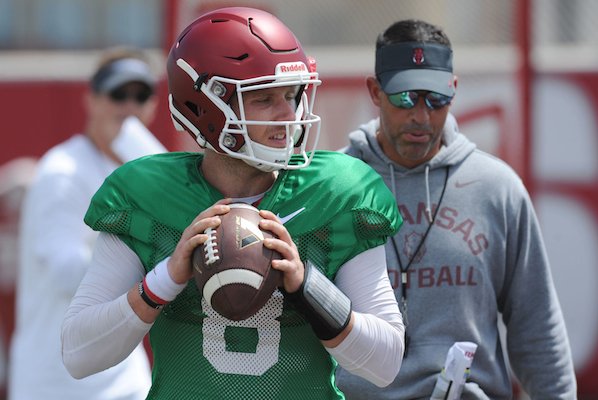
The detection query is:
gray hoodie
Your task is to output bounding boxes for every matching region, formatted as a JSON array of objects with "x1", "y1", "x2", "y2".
[{"x1": 336, "y1": 115, "x2": 576, "y2": 399}]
